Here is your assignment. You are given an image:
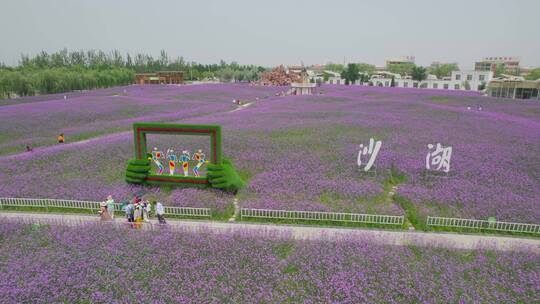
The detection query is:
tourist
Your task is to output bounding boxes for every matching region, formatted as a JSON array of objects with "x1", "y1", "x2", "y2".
[
  {"x1": 98, "y1": 201, "x2": 112, "y2": 221},
  {"x1": 142, "y1": 199, "x2": 150, "y2": 222},
  {"x1": 26, "y1": 144, "x2": 33, "y2": 152},
  {"x1": 133, "y1": 204, "x2": 143, "y2": 229},
  {"x1": 106, "y1": 195, "x2": 115, "y2": 219},
  {"x1": 57, "y1": 133, "x2": 65, "y2": 143},
  {"x1": 124, "y1": 201, "x2": 135, "y2": 222},
  {"x1": 155, "y1": 201, "x2": 166, "y2": 224},
  {"x1": 145, "y1": 200, "x2": 152, "y2": 222}
]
